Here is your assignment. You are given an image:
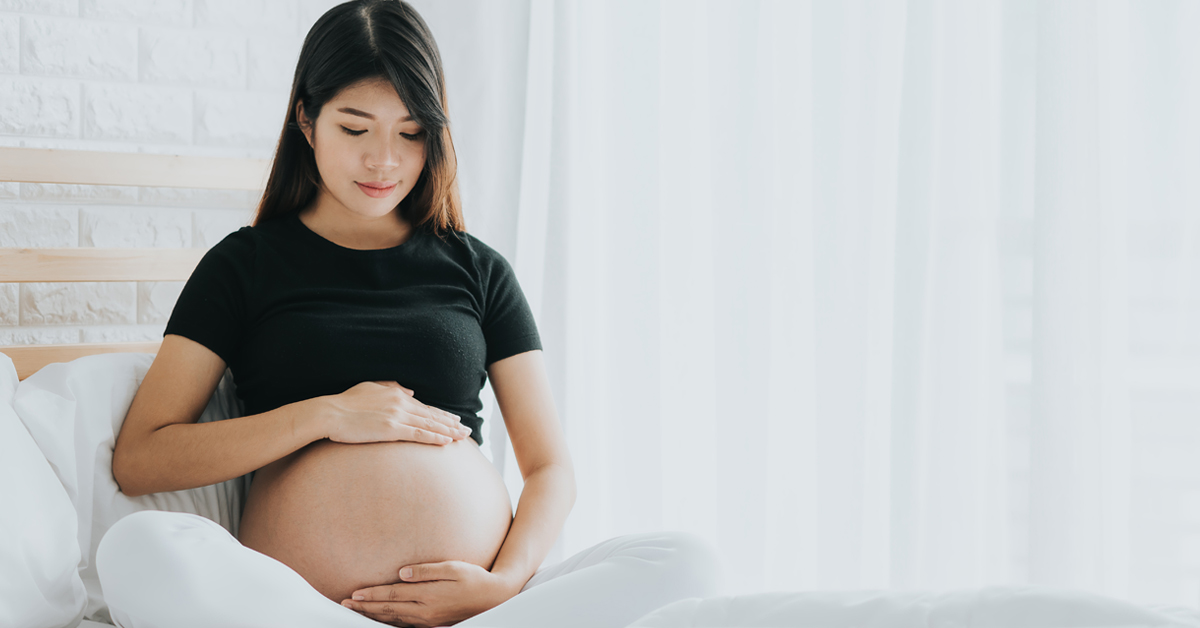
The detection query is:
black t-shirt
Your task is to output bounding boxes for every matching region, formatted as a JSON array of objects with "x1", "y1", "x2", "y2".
[{"x1": 163, "y1": 211, "x2": 542, "y2": 447}]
